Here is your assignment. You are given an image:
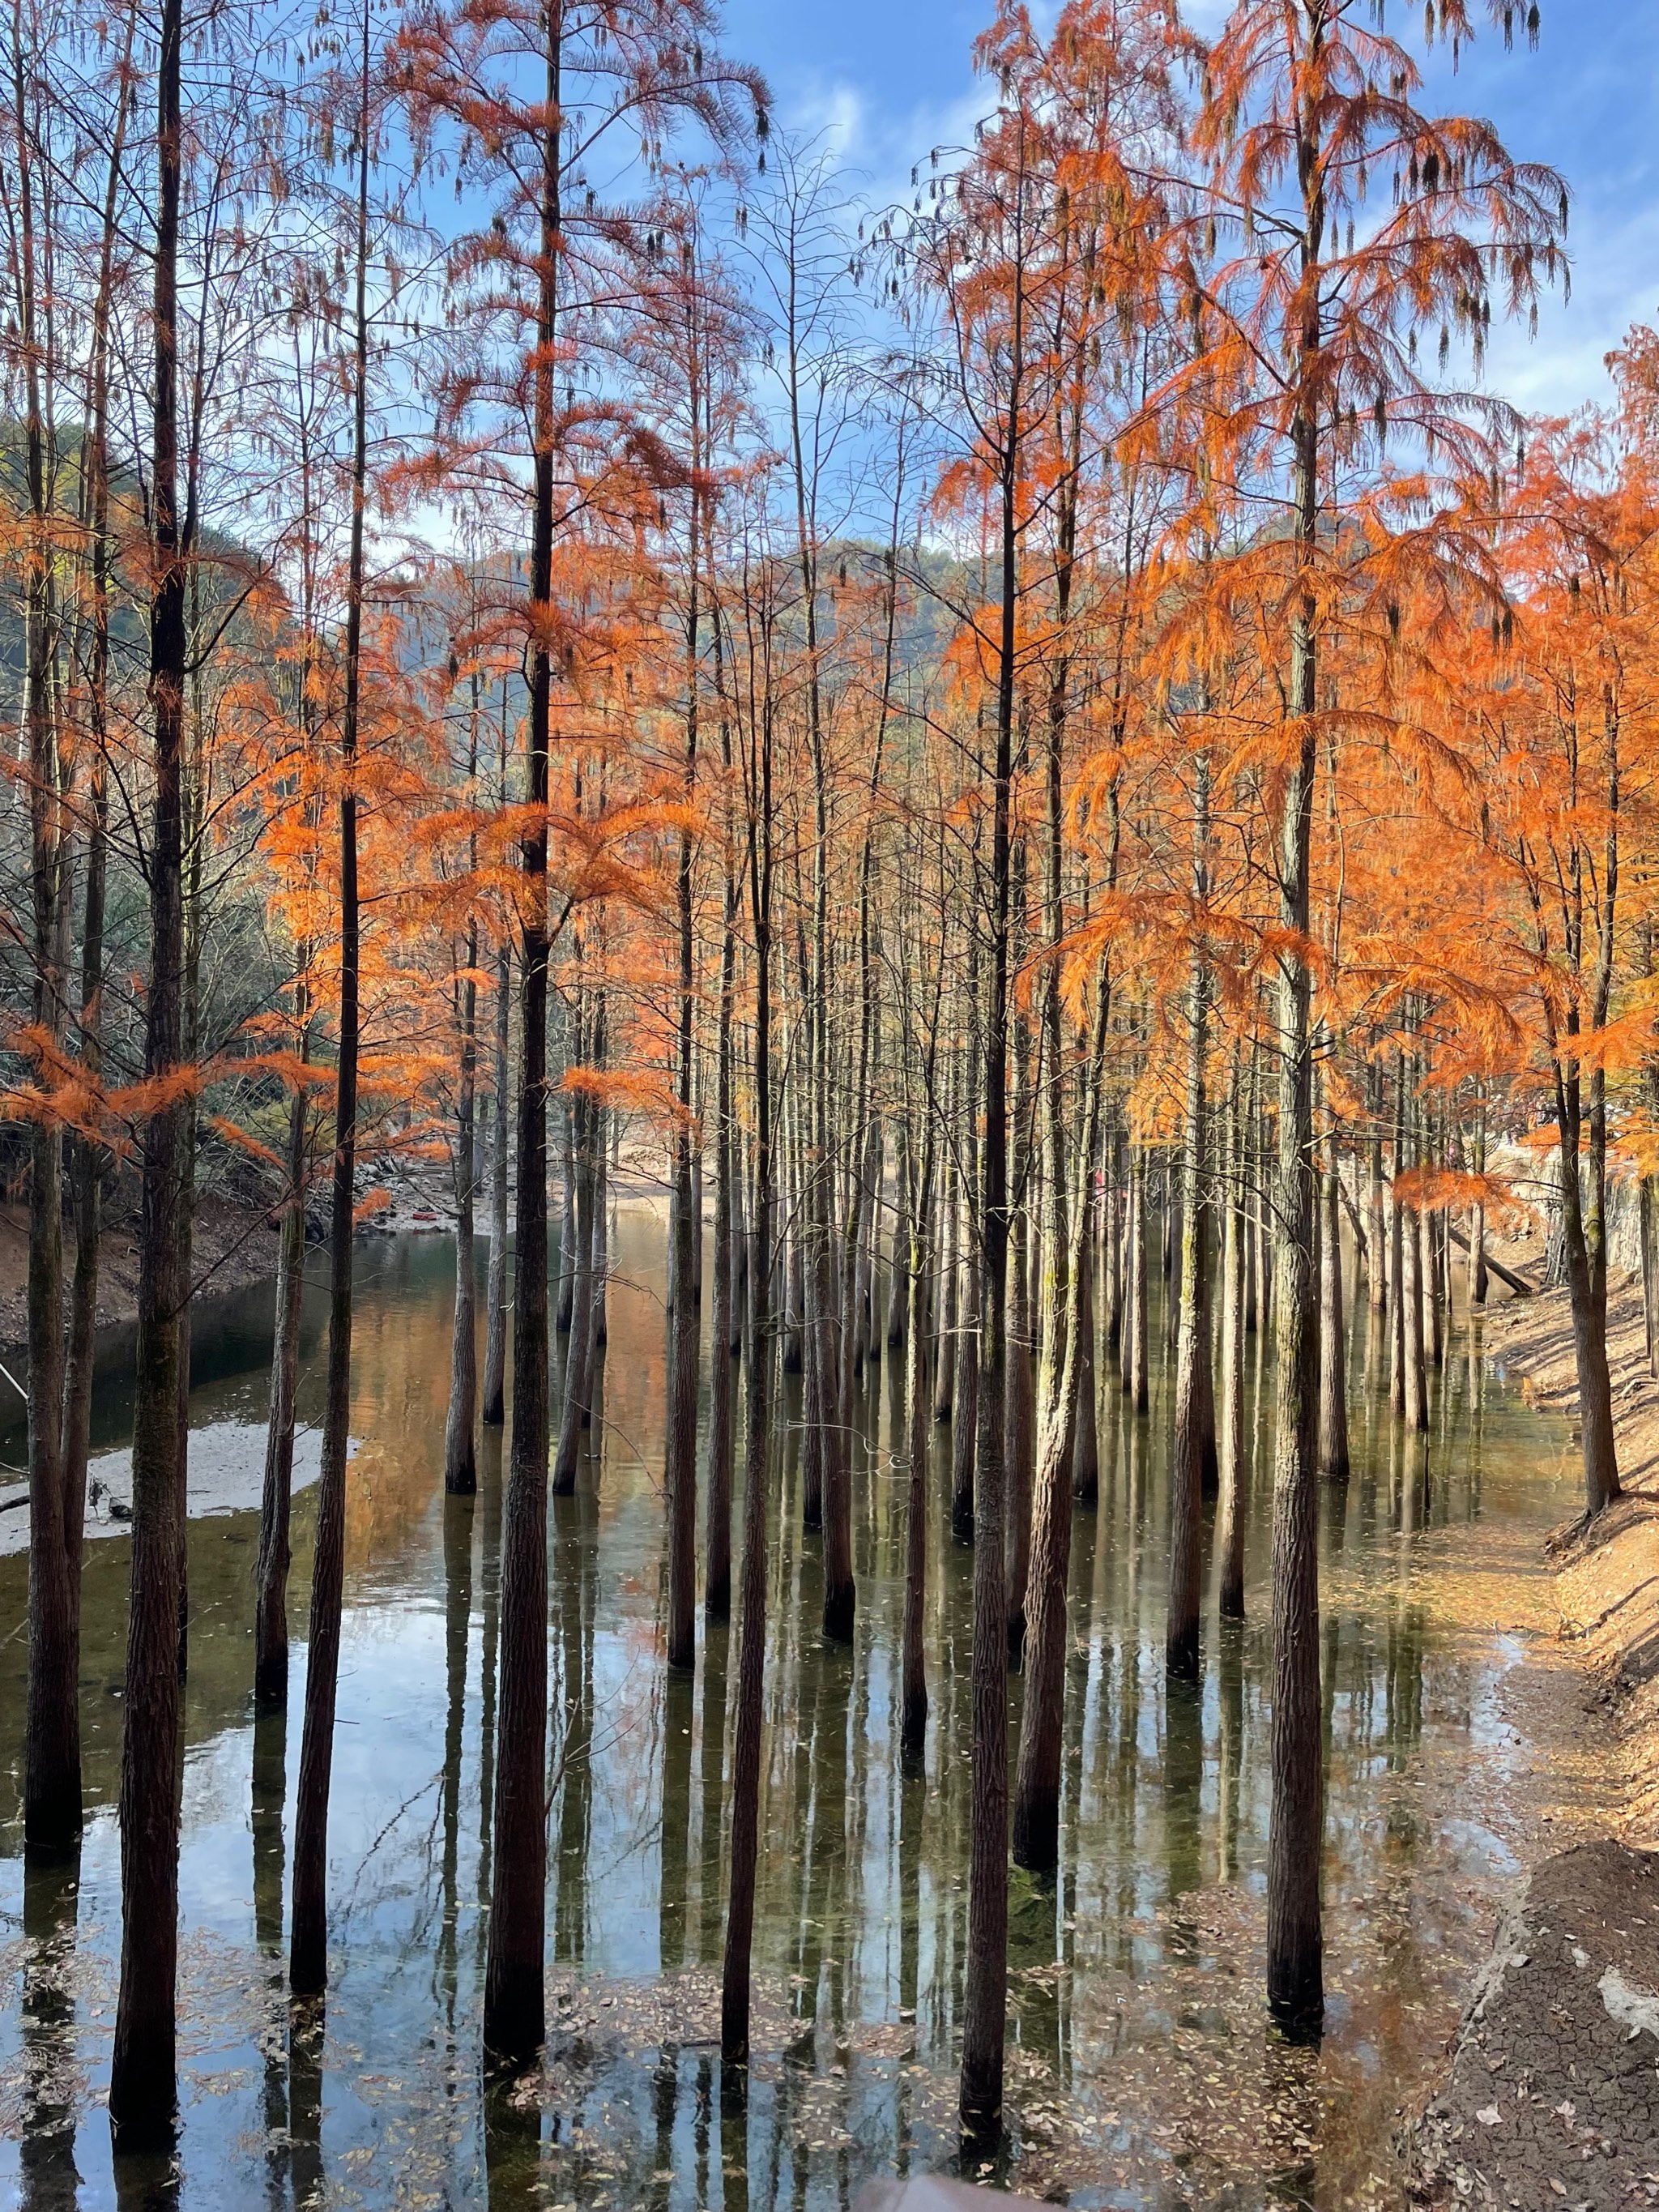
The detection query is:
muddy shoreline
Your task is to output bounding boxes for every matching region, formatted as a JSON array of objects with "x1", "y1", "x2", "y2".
[
  {"x1": 1413, "y1": 1270, "x2": 1659, "y2": 2207},
  {"x1": 0, "y1": 1194, "x2": 281, "y2": 1379}
]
